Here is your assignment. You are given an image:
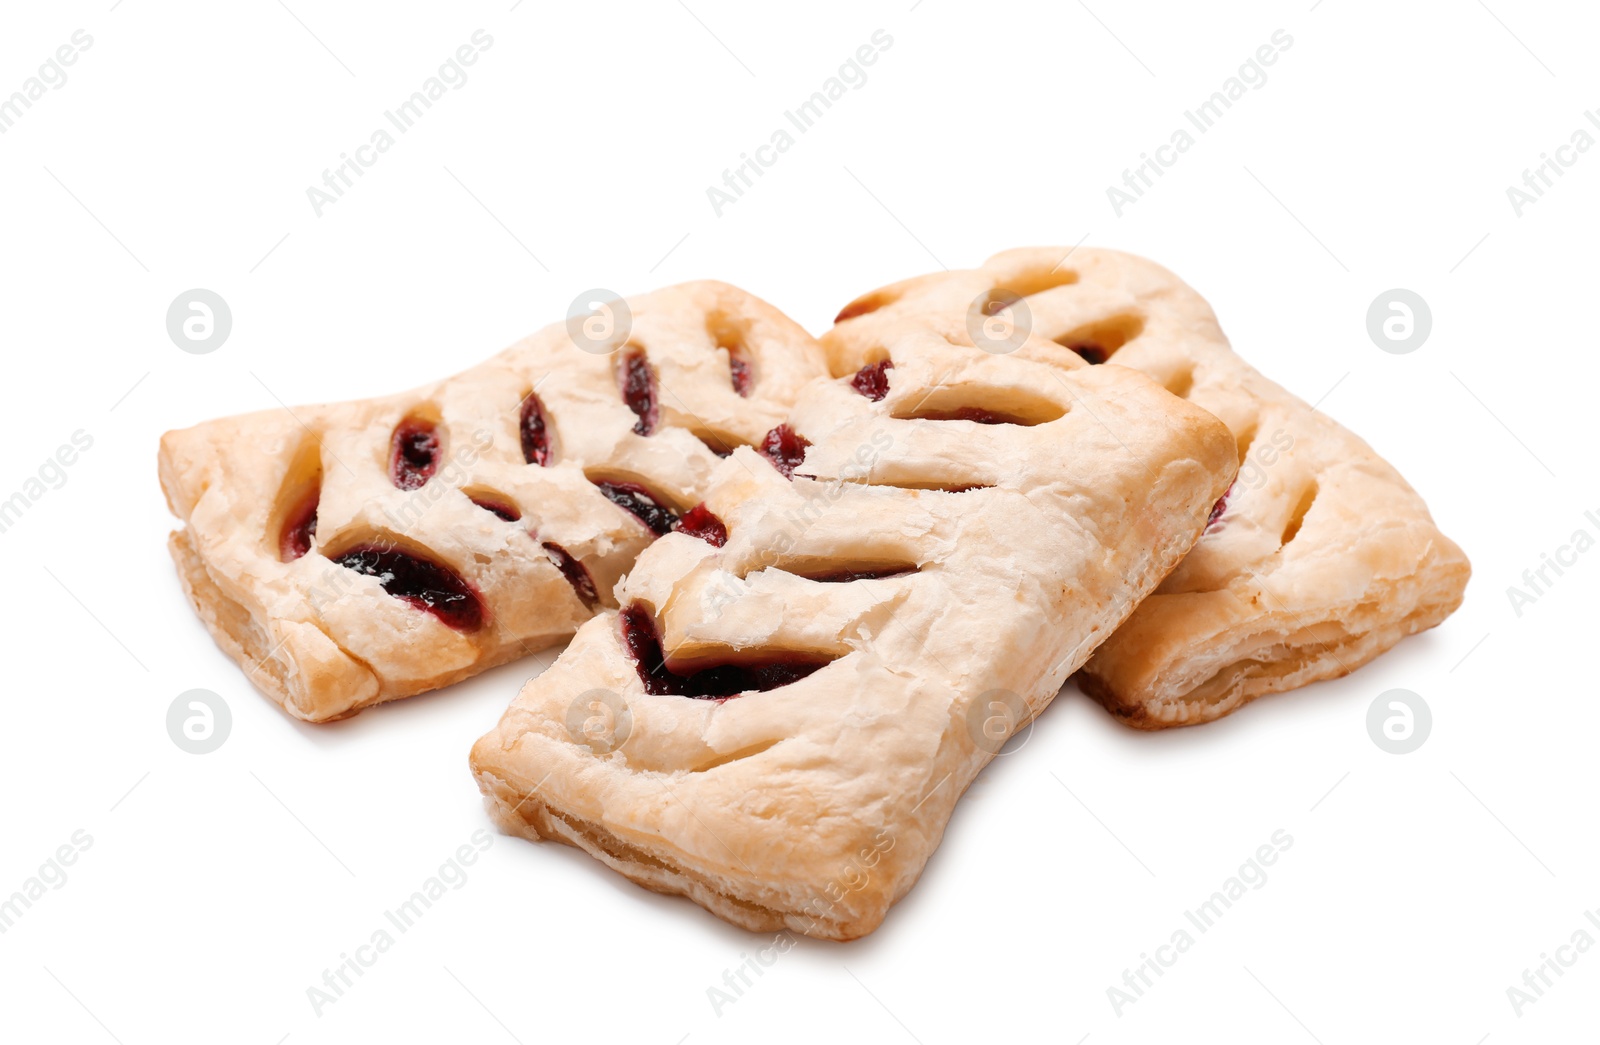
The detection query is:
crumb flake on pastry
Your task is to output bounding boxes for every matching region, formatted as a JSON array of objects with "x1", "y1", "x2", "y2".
[
  {"x1": 822, "y1": 247, "x2": 1471, "y2": 728},
  {"x1": 470, "y1": 328, "x2": 1237, "y2": 939},
  {"x1": 159, "y1": 282, "x2": 828, "y2": 722}
]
